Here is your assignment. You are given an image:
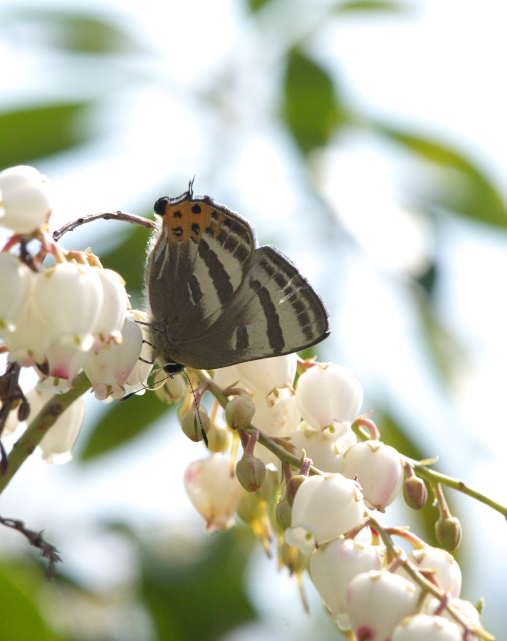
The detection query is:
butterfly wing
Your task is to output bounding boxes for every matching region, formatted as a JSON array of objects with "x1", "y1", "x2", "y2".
[
  {"x1": 170, "y1": 245, "x2": 330, "y2": 369},
  {"x1": 146, "y1": 192, "x2": 257, "y2": 343}
]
